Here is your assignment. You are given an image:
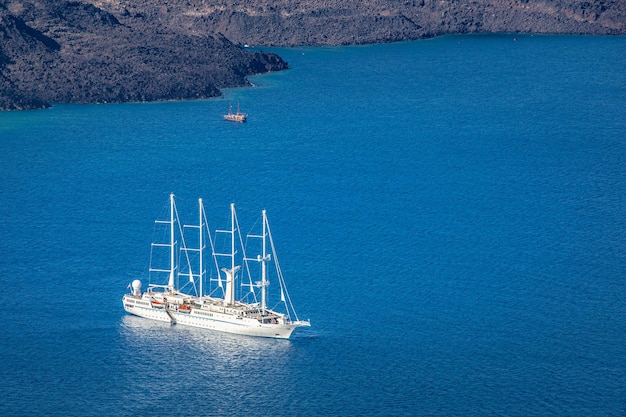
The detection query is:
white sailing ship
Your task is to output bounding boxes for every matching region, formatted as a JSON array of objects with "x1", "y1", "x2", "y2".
[{"x1": 122, "y1": 194, "x2": 310, "y2": 339}]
